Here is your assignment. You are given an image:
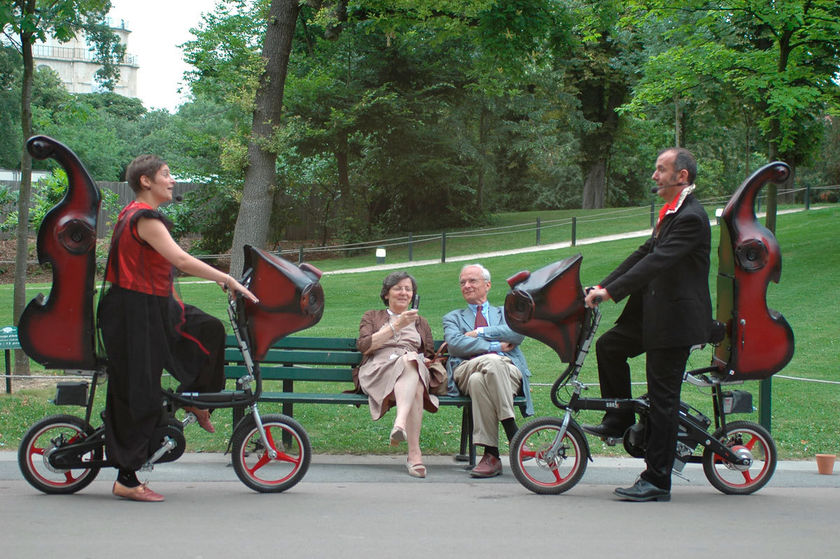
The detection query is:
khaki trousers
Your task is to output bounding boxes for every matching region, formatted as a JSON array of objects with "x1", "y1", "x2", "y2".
[{"x1": 453, "y1": 354, "x2": 522, "y2": 447}]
